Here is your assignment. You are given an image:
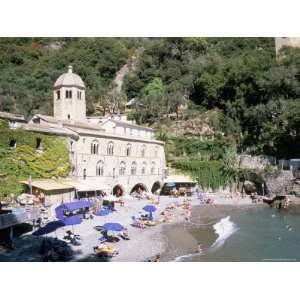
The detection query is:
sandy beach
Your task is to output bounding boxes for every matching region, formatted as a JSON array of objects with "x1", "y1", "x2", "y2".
[{"x1": 0, "y1": 193, "x2": 263, "y2": 262}]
